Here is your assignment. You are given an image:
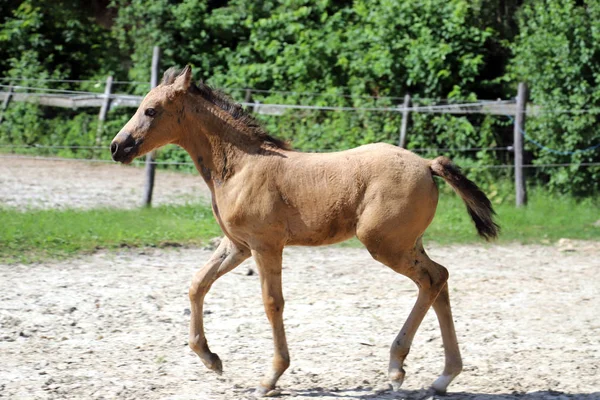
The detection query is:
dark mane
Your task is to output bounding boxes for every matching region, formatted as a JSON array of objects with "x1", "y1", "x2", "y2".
[{"x1": 161, "y1": 67, "x2": 291, "y2": 150}]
